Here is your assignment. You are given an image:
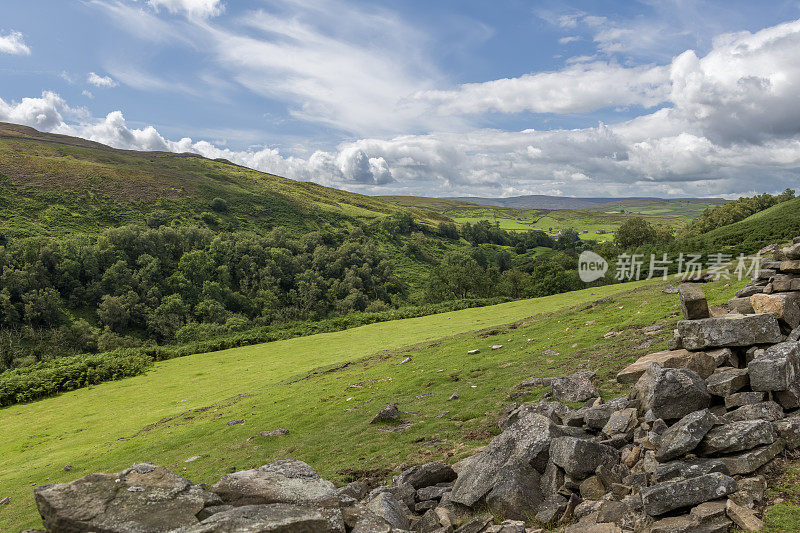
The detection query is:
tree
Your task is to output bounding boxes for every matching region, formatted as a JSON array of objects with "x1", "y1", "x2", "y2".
[
  {"x1": 211, "y1": 197, "x2": 229, "y2": 213},
  {"x1": 148, "y1": 294, "x2": 188, "y2": 340},
  {"x1": 615, "y1": 218, "x2": 657, "y2": 249},
  {"x1": 22, "y1": 288, "x2": 62, "y2": 326}
]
